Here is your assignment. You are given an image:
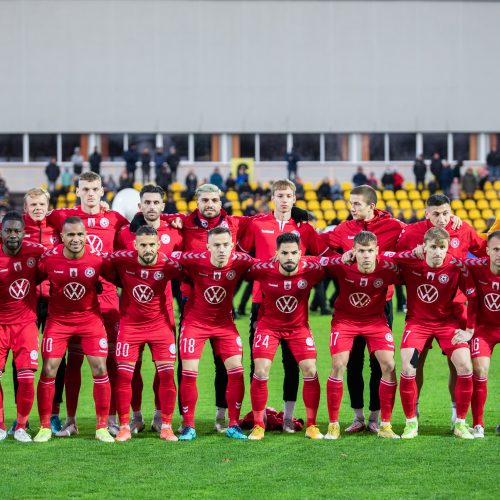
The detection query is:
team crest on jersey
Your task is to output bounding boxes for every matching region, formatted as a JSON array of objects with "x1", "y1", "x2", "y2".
[
  {"x1": 438, "y1": 274, "x2": 449, "y2": 284},
  {"x1": 297, "y1": 279, "x2": 307, "y2": 289},
  {"x1": 305, "y1": 337, "x2": 314, "y2": 347},
  {"x1": 70, "y1": 268, "x2": 78, "y2": 278},
  {"x1": 13, "y1": 262, "x2": 22, "y2": 272},
  {"x1": 450, "y1": 237, "x2": 460, "y2": 249},
  {"x1": 426, "y1": 272, "x2": 435, "y2": 281},
  {"x1": 26, "y1": 257, "x2": 36, "y2": 268},
  {"x1": 141, "y1": 270, "x2": 149, "y2": 279},
  {"x1": 226, "y1": 270, "x2": 236, "y2": 280},
  {"x1": 360, "y1": 278, "x2": 368, "y2": 287},
  {"x1": 85, "y1": 267, "x2": 95, "y2": 278},
  {"x1": 236, "y1": 336, "x2": 242, "y2": 347},
  {"x1": 200, "y1": 219, "x2": 208, "y2": 228},
  {"x1": 169, "y1": 343, "x2": 176, "y2": 355},
  {"x1": 320, "y1": 257, "x2": 329, "y2": 266},
  {"x1": 374, "y1": 278, "x2": 384, "y2": 288},
  {"x1": 220, "y1": 221, "x2": 229, "y2": 229},
  {"x1": 153, "y1": 271, "x2": 164, "y2": 280},
  {"x1": 284, "y1": 280, "x2": 292, "y2": 290},
  {"x1": 99, "y1": 338, "x2": 108, "y2": 349},
  {"x1": 100, "y1": 217, "x2": 110, "y2": 228},
  {"x1": 385, "y1": 333, "x2": 394, "y2": 342},
  {"x1": 213, "y1": 271, "x2": 221, "y2": 281},
  {"x1": 30, "y1": 350, "x2": 38, "y2": 360},
  {"x1": 493, "y1": 282, "x2": 499, "y2": 291},
  {"x1": 88, "y1": 218, "x2": 96, "y2": 228},
  {"x1": 161, "y1": 234, "x2": 170, "y2": 245}
]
